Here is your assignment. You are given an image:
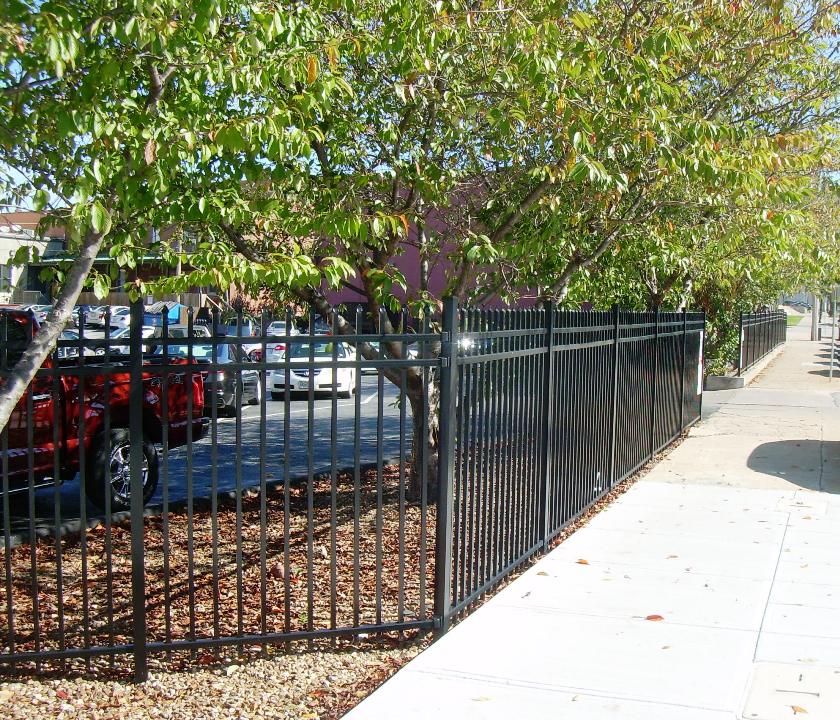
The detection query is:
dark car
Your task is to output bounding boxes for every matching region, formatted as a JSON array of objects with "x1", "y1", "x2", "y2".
[{"x1": 159, "y1": 340, "x2": 261, "y2": 415}]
